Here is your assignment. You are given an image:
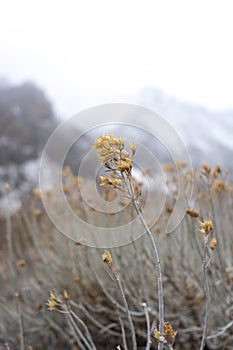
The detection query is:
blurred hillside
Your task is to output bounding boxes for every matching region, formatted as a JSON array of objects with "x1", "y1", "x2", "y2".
[
  {"x1": 1, "y1": 81, "x2": 233, "y2": 216},
  {"x1": 0, "y1": 82, "x2": 57, "y2": 207},
  {"x1": 140, "y1": 87, "x2": 233, "y2": 171}
]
